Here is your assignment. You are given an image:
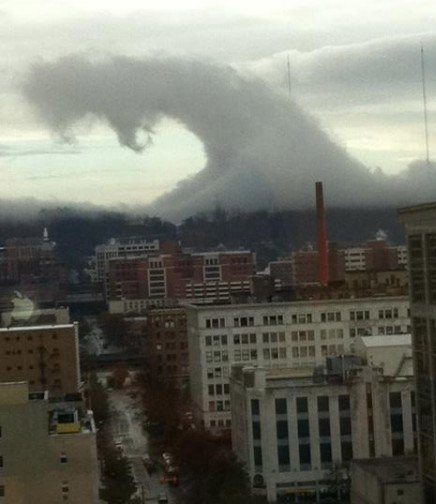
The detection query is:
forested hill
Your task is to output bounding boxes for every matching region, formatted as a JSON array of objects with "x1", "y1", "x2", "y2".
[{"x1": 0, "y1": 206, "x2": 404, "y2": 268}]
